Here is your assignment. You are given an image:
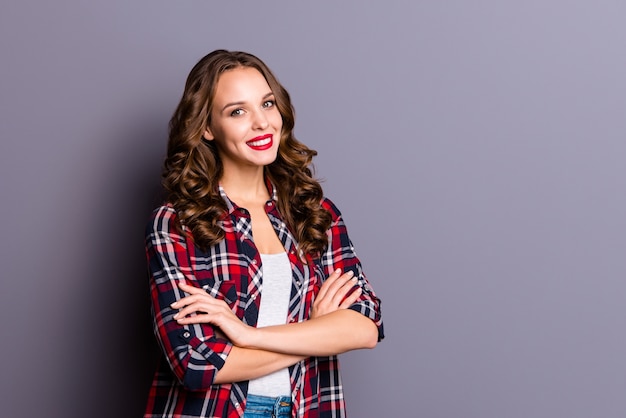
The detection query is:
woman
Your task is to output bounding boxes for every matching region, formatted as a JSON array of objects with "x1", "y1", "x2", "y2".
[{"x1": 145, "y1": 50, "x2": 384, "y2": 418}]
